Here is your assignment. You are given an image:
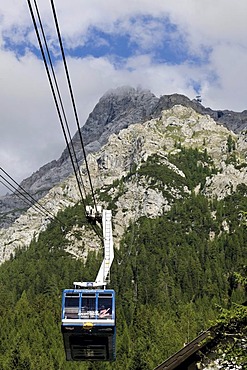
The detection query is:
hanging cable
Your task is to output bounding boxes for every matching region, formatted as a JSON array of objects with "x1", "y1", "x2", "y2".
[
  {"x1": 50, "y1": 0, "x2": 98, "y2": 211},
  {"x1": 0, "y1": 168, "x2": 65, "y2": 227},
  {"x1": 32, "y1": 0, "x2": 87, "y2": 201},
  {"x1": 0, "y1": 173, "x2": 47, "y2": 219},
  {"x1": 27, "y1": 0, "x2": 103, "y2": 240},
  {"x1": 26, "y1": 0, "x2": 86, "y2": 211},
  {"x1": 0, "y1": 175, "x2": 50, "y2": 220}
]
